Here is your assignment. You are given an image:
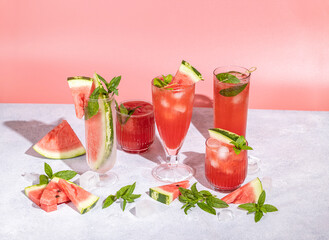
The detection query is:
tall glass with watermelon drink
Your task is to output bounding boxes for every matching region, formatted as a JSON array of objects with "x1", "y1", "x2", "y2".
[
  {"x1": 213, "y1": 66, "x2": 253, "y2": 136},
  {"x1": 152, "y1": 60, "x2": 203, "y2": 182},
  {"x1": 116, "y1": 100, "x2": 155, "y2": 153},
  {"x1": 205, "y1": 128, "x2": 253, "y2": 192}
]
